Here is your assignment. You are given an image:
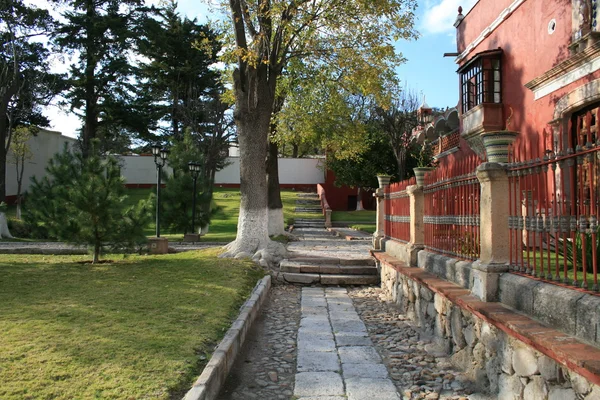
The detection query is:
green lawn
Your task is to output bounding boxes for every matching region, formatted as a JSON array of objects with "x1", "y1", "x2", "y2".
[
  {"x1": 0, "y1": 249, "x2": 264, "y2": 399},
  {"x1": 8, "y1": 187, "x2": 303, "y2": 243},
  {"x1": 331, "y1": 210, "x2": 376, "y2": 223},
  {"x1": 350, "y1": 224, "x2": 376, "y2": 234}
]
